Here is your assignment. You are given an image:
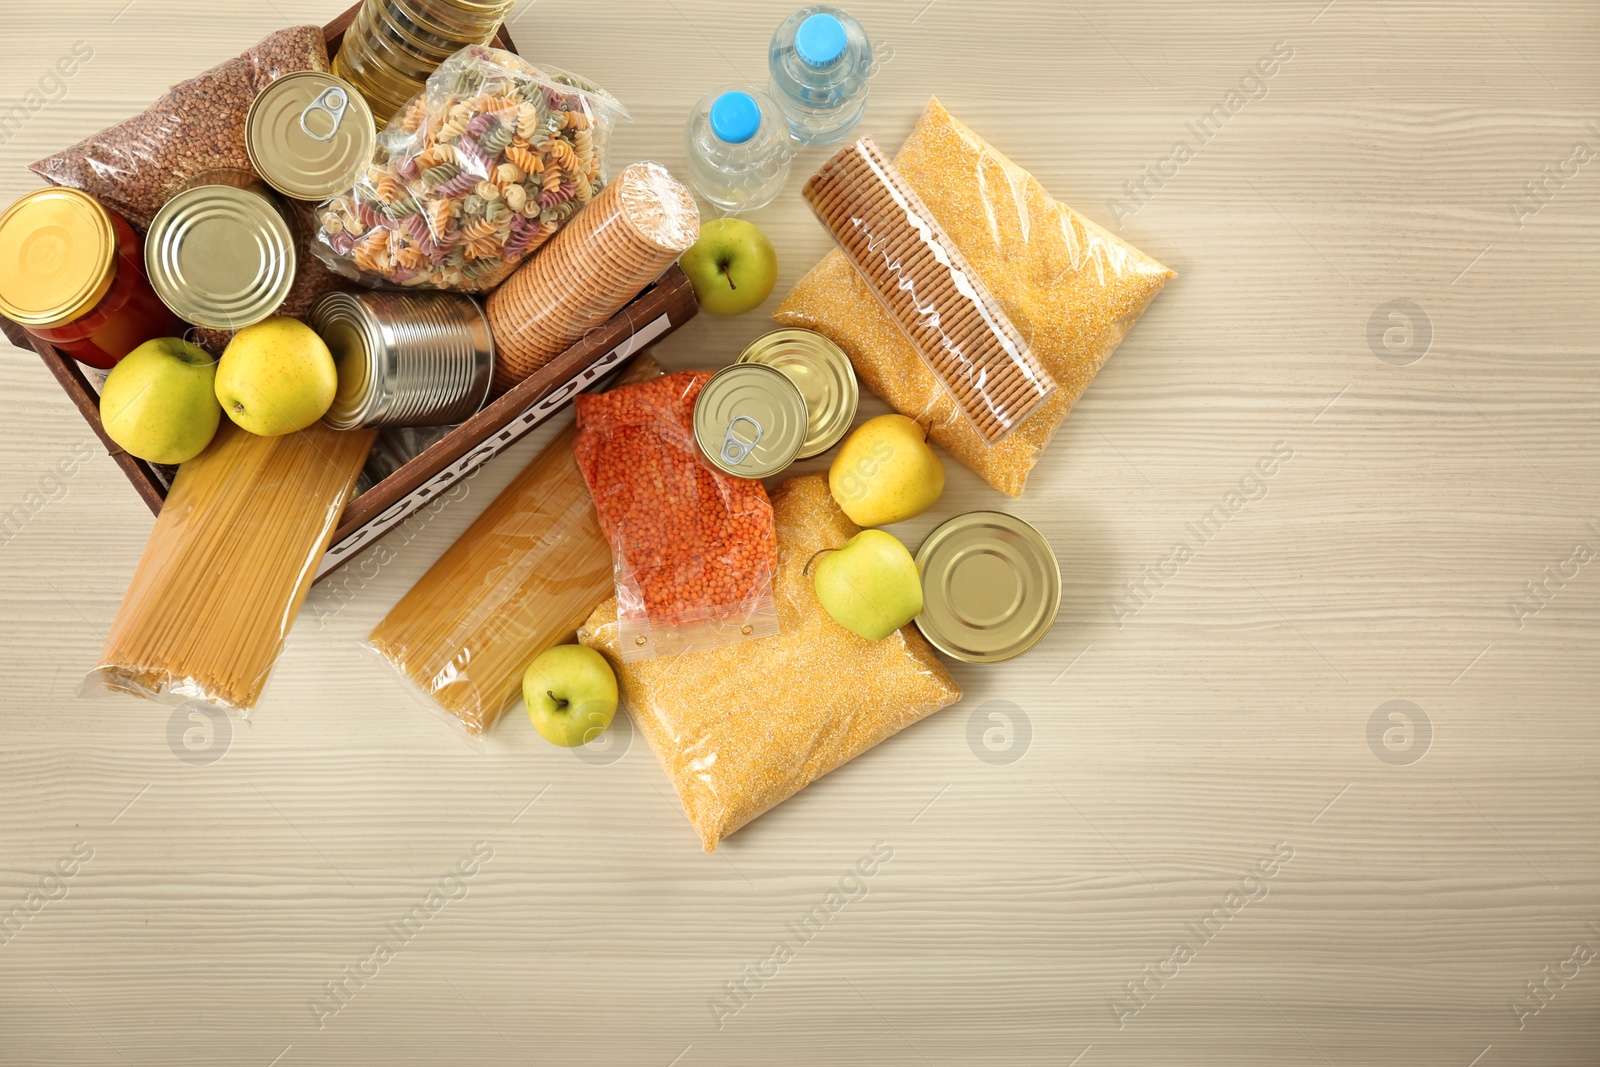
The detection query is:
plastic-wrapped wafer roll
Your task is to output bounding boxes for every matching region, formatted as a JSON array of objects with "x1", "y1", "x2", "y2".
[
  {"x1": 803, "y1": 136, "x2": 1056, "y2": 444},
  {"x1": 776, "y1": 98, "x2": 1175, "y2": 498},
  {"x1": 486, "y1": 162, "x2": 700, "y2": 393},
  {"x1": 810, "y1": 149, "x2": 1021, "y2": 400}
]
